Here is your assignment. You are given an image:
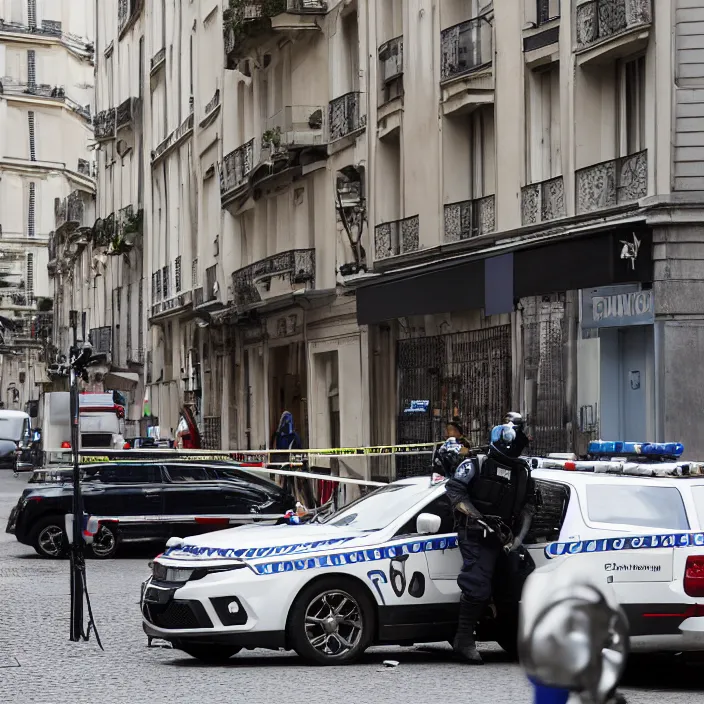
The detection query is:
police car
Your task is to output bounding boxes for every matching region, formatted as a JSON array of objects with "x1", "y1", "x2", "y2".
[{"x1": 141, "y1": 441, "x2": 704, "y2": 665}]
